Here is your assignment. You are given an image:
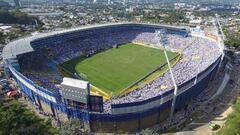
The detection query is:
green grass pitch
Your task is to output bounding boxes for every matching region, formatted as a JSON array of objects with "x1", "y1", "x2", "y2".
[{"x1": 60, "y1": 43, "x2": 178, "y2": 93}]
